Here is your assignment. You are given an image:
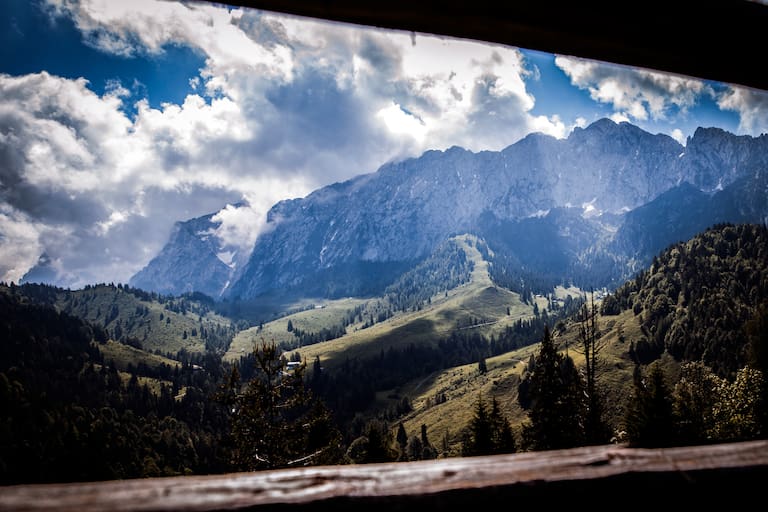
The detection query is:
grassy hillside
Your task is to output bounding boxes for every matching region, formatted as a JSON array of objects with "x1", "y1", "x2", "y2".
[
  {"x1": 14, "y1": 283, "x2": 237, "y2": 355},
  {"x1": 389, "y1": 306, "x2": 639, "y2": 455},
  {"x1": 288, "y1": 234, "x2": 538, "y2": 369},
  {"x1": 394, "y1": 223, "x2": 768, "y2": 453},
  {"x1": 226, "y1": 297, "x2": 367, "y2": 361},
  {"x1": 99, "y1": 340, "x2": 182, "y2": 372}
]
